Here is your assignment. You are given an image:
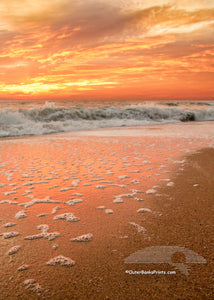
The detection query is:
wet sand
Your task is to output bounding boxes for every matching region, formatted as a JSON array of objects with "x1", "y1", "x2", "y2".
[{"x1": 0, "y1": 122, "x2": 213, "y2": 299}]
